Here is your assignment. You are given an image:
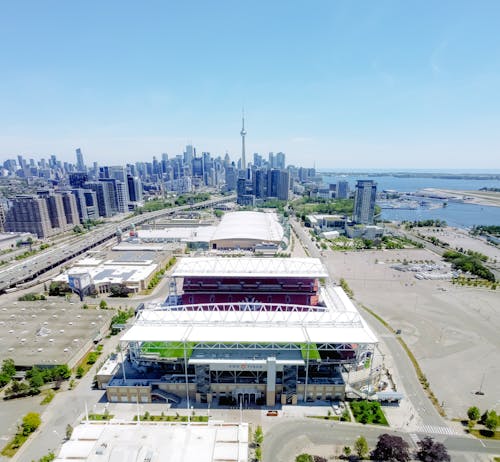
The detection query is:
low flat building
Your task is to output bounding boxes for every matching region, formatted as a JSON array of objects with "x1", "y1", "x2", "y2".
[{"x1": 55, "y1": 421, "x2": 248, "y2": 462}]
